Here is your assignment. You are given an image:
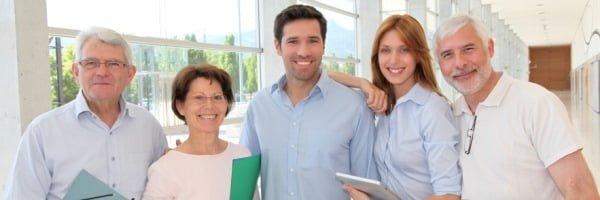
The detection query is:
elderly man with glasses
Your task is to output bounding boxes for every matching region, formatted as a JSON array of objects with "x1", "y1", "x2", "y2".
[{"x1": 5, "y1": 27, "x2": 168, "y2": 200}]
